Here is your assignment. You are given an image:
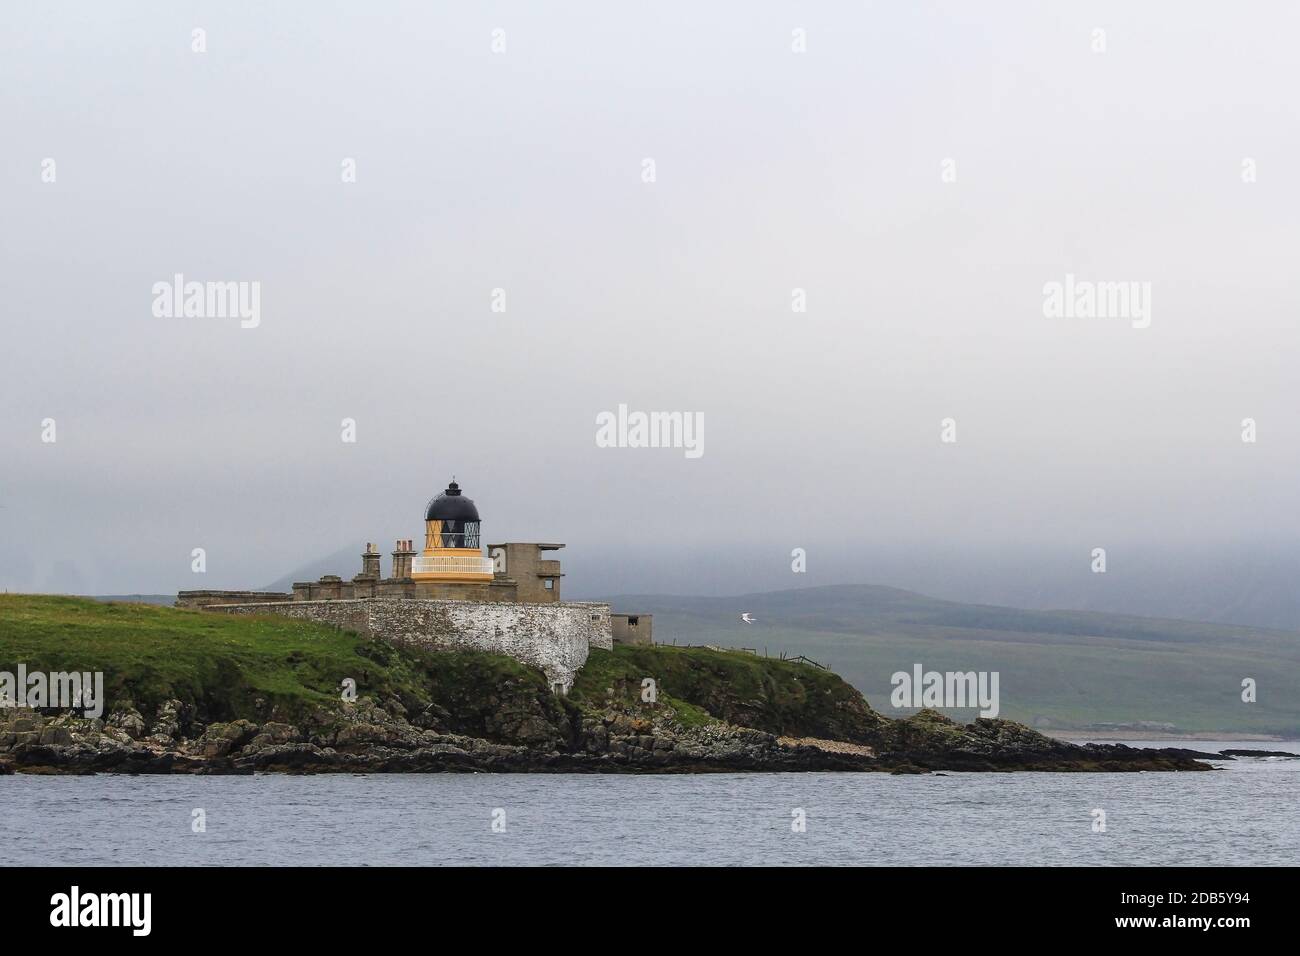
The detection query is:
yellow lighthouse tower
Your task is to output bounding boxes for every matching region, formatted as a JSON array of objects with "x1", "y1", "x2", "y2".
[{"x1": 411, "y1": 479, "x2": 495, "y2": 583}]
